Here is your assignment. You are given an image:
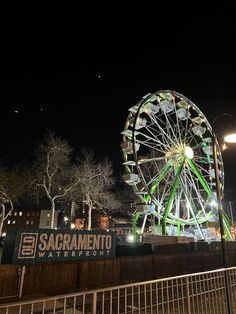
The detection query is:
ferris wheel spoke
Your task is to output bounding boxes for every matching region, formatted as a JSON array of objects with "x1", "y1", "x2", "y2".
[
  {"x1": 147, "y1": 122, "x2": 171, "y2": 149},
  {"x1": 148, "y1": 114, "x2": 177, "y2": 147},
  {"x1": 142, "y1": 125, "x2": 171, "y2": 150},
  {"x1": 178, "y1": 181, "x2": 205, "y2": 239},
  {"x1": 136, "y1": 131, "x2": 170, "y2": 152},
  {"x1": 191, "y1": 161, "x2": 213, "y2": 178},
  {"x1": 163, "y1": 111, "x2": 180, "y2": 145},
  {"x1": 162, "y1": 158, "x2": 186, "y2": 234},
  {"x1": 183, "y1": 168, "x2": 208, "y2": 218},
  {"x1": 186, "y1": 159, "x2": 212, "y2": 198},
  {"x1": 135, "y1": 138, "x2": 167, "y2": 155},
  {"x1": 143, "y1": 159, "x2": 173, "y2": 203}
]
